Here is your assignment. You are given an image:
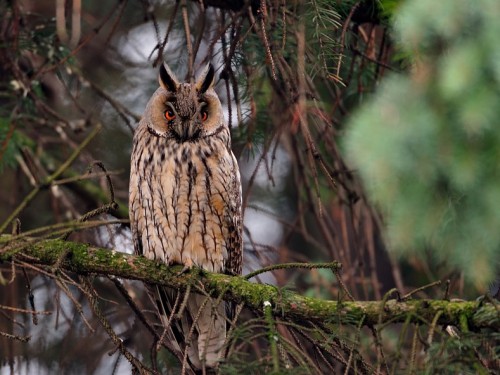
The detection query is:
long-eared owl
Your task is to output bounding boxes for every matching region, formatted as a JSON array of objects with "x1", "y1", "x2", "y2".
[{"x1": 129, "y1": 62, "x2": 242, "y2": 371}]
